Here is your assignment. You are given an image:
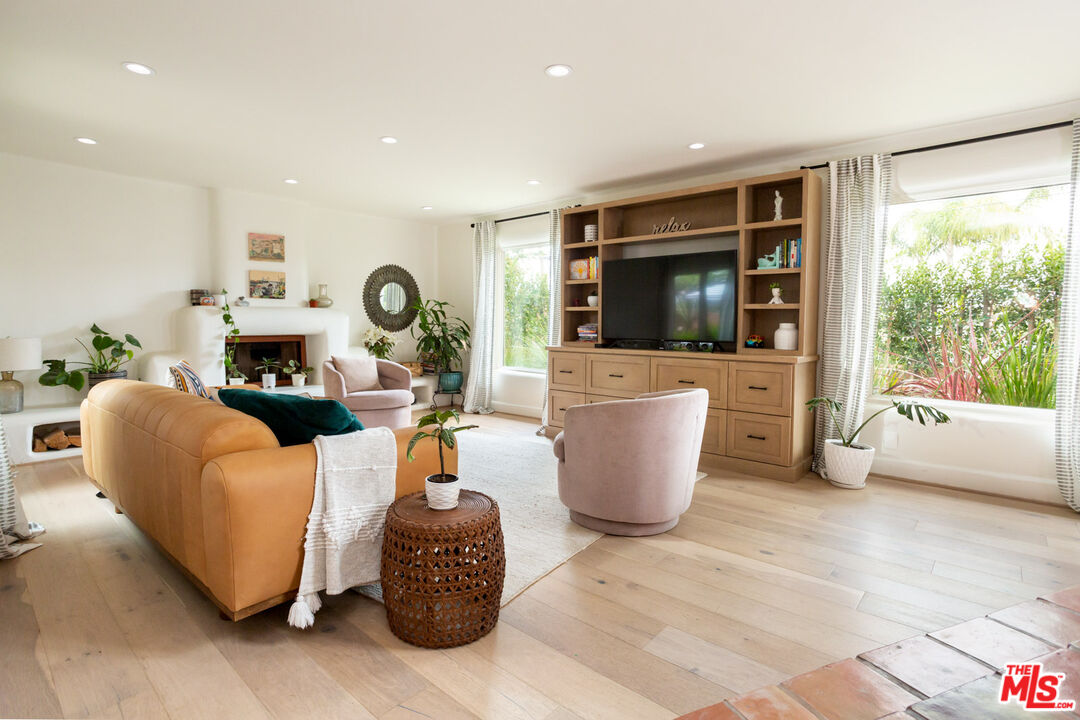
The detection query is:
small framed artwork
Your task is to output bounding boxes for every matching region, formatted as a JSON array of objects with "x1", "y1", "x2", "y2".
[
  {"x1": 248, "y1": 232, "x2": 285, "y2": 262},
  {"x1": 249, "y1": 270, "x2": 286, "y2": 299}
]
